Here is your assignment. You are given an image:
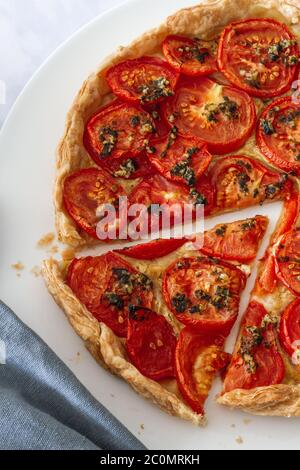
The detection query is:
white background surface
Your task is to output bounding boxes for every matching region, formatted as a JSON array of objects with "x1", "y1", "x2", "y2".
[
  {"x1": 0, "y1": 0, "x2": 125, "y2": 127},
  {"x1": 1, "y1": 0, "x2": 300, "y2": 450}
]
